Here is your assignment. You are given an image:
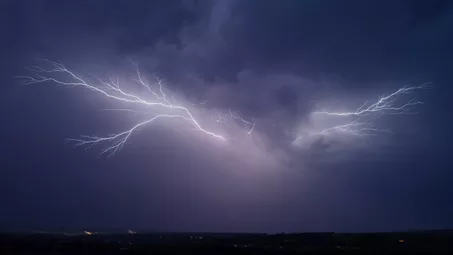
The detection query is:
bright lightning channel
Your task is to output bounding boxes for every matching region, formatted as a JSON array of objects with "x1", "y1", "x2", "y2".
[
  {"x1": 317, "y1": 121, "x2": 392, "y2": 136},
  {"x1": 293, "y1": 84, "x2": 426, "y2": 145},
  {"x1": 293, "y1": 121, "x2": 391, "y2": 145},
  {"x1": 214, "y1": 109, "x2": 255, "y2": 135},
  {"x1": 314, "y1": 84, "x2": 428, "y2": 117},
  {"x1": 18, "y1": 59, "x2": 227, "y2": 156},
  {"x1": 228, "y1": 109, "x2": 255, "y2": 135}
]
